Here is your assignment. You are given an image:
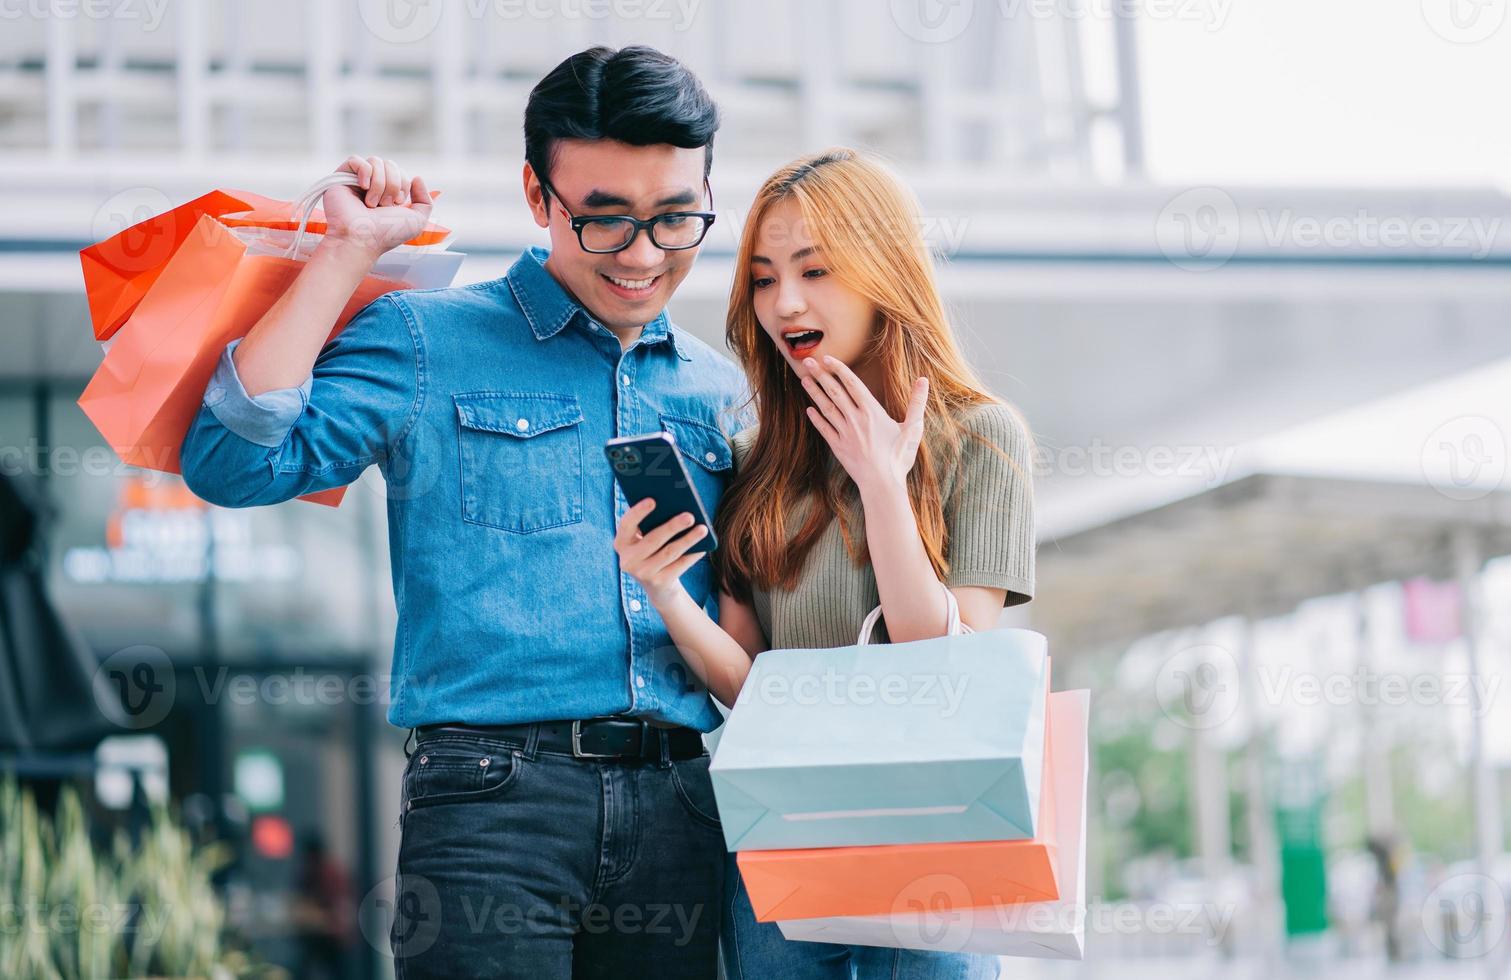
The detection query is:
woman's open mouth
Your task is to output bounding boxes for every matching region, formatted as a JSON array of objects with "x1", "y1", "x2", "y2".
[
  {"x1": 601, "y1": 272, "x2": 662, "y2": 300},
  {"x1": 782, "y1": 328, "x2": 824, "y2": 355}
]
